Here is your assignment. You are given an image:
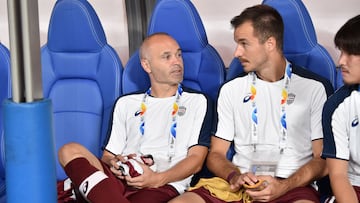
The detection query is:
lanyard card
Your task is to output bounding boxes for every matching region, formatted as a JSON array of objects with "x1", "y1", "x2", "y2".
[{"x1": 250, "y1": 150, "x2": 280, "y2": 176}]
